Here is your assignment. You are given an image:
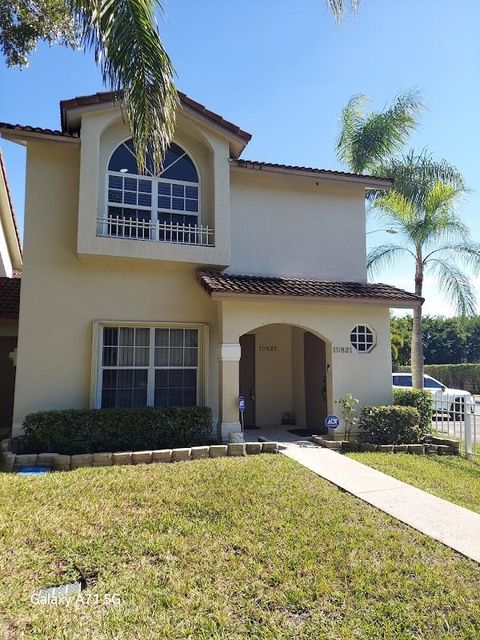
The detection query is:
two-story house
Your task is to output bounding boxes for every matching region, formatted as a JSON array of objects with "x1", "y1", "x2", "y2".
[{"x1": 0, "y1": 92, "x2": 421, "y2": 441}]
